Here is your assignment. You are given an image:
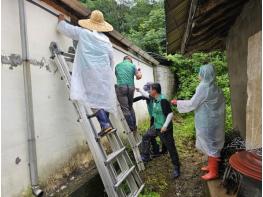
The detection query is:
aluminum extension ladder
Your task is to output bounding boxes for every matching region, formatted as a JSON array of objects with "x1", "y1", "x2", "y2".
[
  {"x1": 49, "y1": 42, "x2": 144, "y2": 197},
  {"x1": 114, "y1": 100, "x2": 145, "y2": 171}
]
